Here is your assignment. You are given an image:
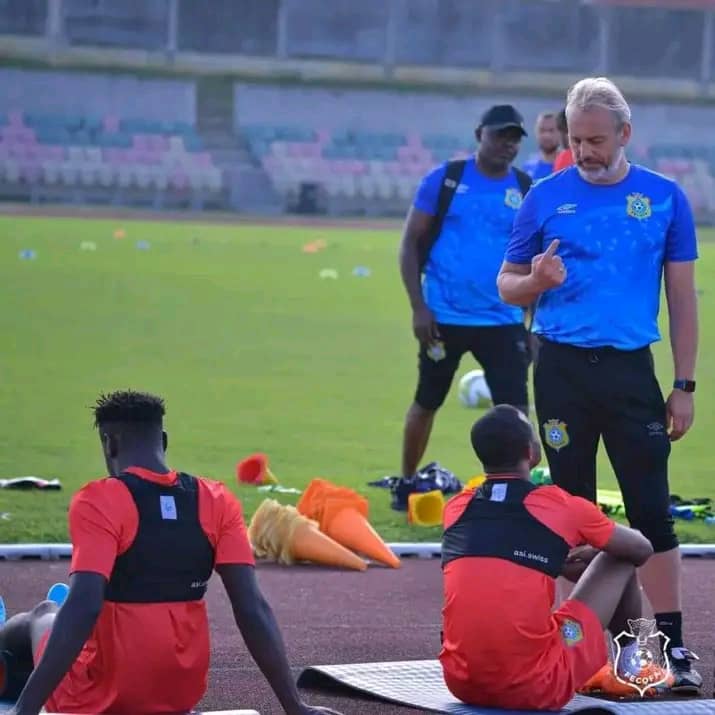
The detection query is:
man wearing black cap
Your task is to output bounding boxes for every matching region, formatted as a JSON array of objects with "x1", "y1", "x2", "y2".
[{"x1": 396, "y1": 105, "x2": 533, "y2": 481}]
